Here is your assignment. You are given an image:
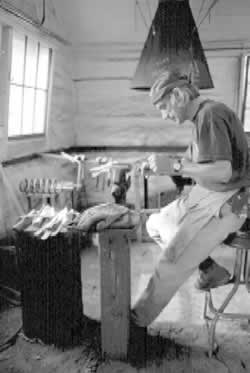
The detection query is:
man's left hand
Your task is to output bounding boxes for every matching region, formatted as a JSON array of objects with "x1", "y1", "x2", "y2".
[{"x1": 147, "y1": 154, "x2": 176, "y2": 175}]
